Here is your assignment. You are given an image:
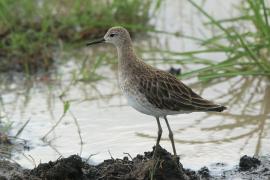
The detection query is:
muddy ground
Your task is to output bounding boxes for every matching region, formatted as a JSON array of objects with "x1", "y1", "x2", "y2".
[{"x1": 0, "y1": 146, "x2": 269, "y2": 180}]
